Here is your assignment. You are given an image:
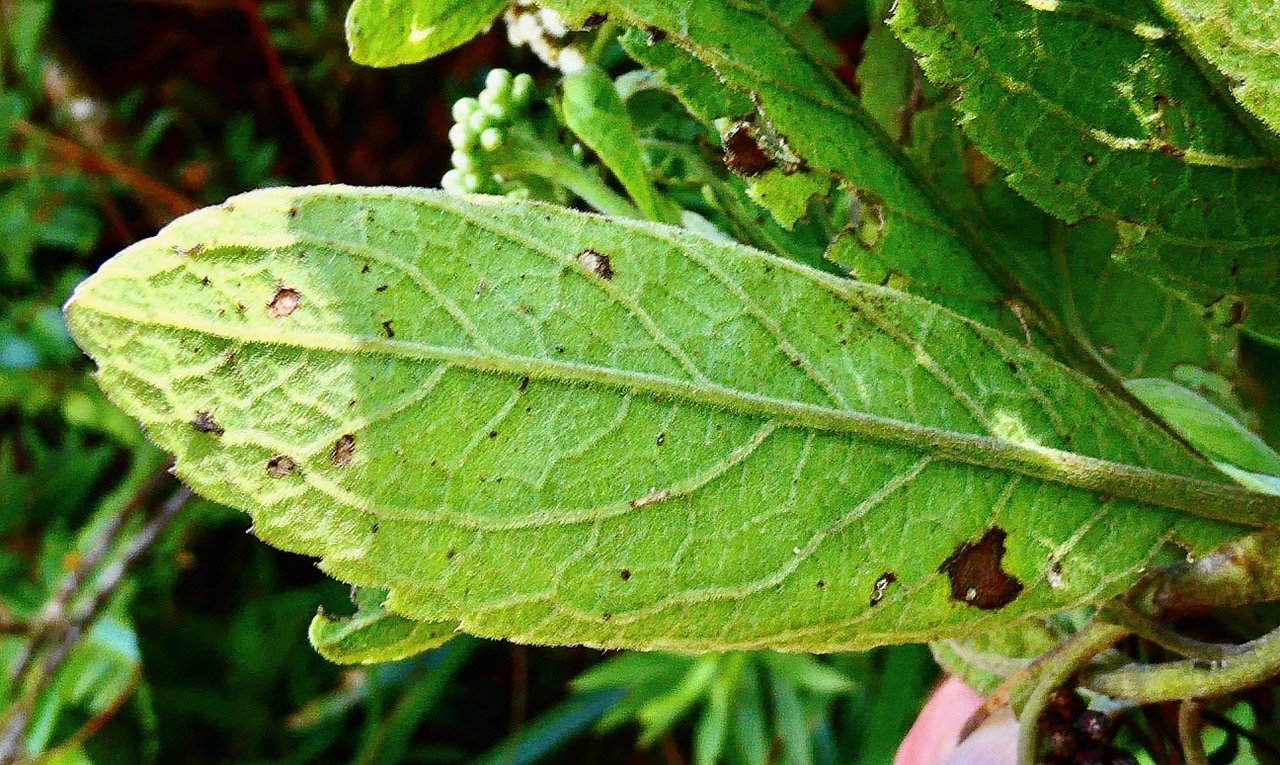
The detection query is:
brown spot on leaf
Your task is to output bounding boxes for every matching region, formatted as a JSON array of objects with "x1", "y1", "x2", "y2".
[
  {"x1": 577, "y1": 248, "x2": 614, "y2": 280},
  {"x1": 266, "y1": 454, "x2": 296, "y2": 478},
  {"x1": 331, "y1": 434, "x2": 355, "y2": 467},
  {"x1": 938, "y1": 528, "x2": 1023, "y2": 610},
  {"x1": 619, "y1": 569, "x2": 631, "y2": 581},
  {"x1": 190, "y1": 410, "x2": 225, "y2": 435},
  {"x1": 629, "y1": 488, "x2": 671, "y2": 508},
  {"x1": 267, "y1": 287, "x2": 301, "y2": 318},
  {"x1": 645, "y1": 25, "x2": 666, "y2": 44},
  {"x1": 582, "y1": 11, "x2": 607, "y2": 28},
  {"x1": 381, "y1": 320, "x2": 395, "y2": 338},
  {"x1": 518, "y1": 376, "x2": 530, "y2": 393},
  {"x1": 723, "y1": 122, "x2": 776, "y2": 177},
  {"x1": 870, "y1": 571, "x2": 896, "y2": 606},
  {"x1": 173, "y1": 243, "x2": 205, "y2": 257}
]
